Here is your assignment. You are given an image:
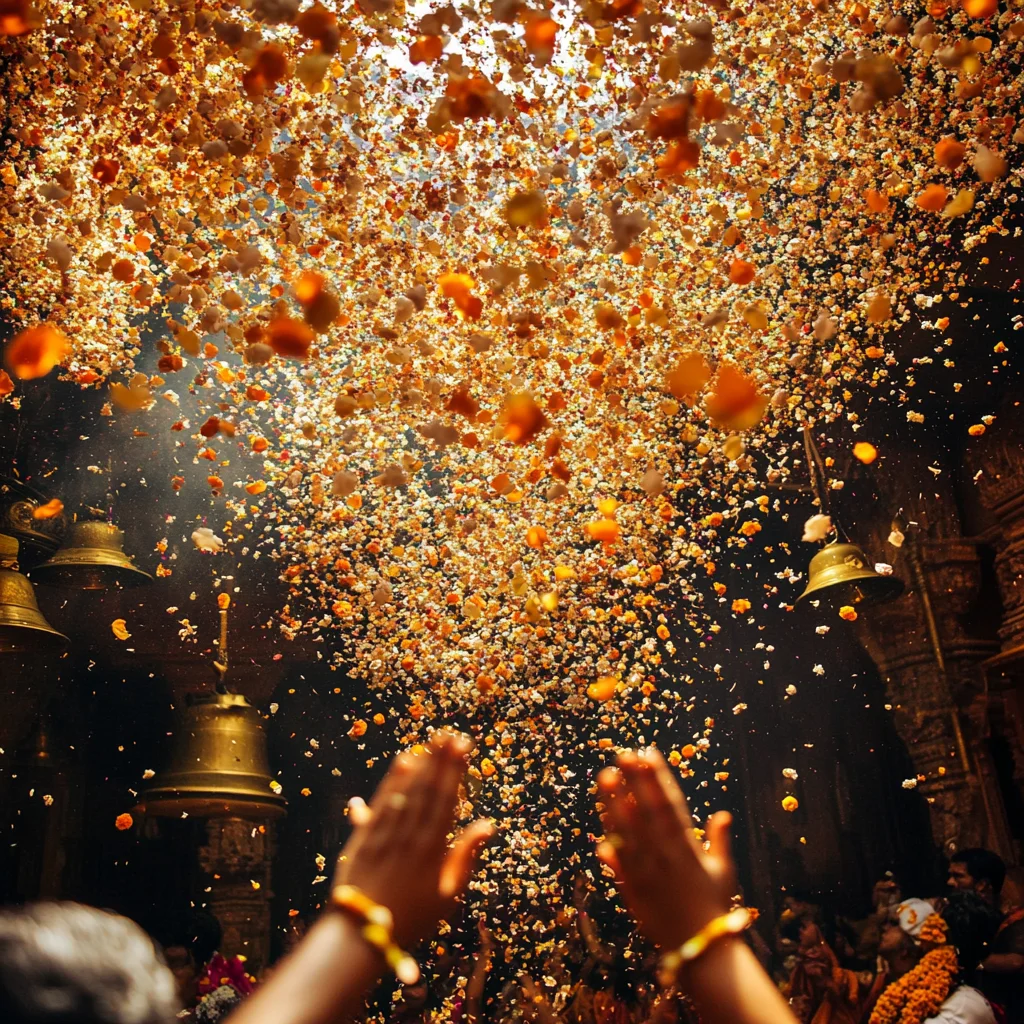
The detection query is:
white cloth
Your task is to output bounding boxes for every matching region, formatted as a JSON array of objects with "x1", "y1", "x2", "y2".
[
  {"x1": 923, "y1": 985, "x2": 996, "y2": 1024},
  {"x1": 896, "y1": 898, "x2": 937, "y2": 937}
]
